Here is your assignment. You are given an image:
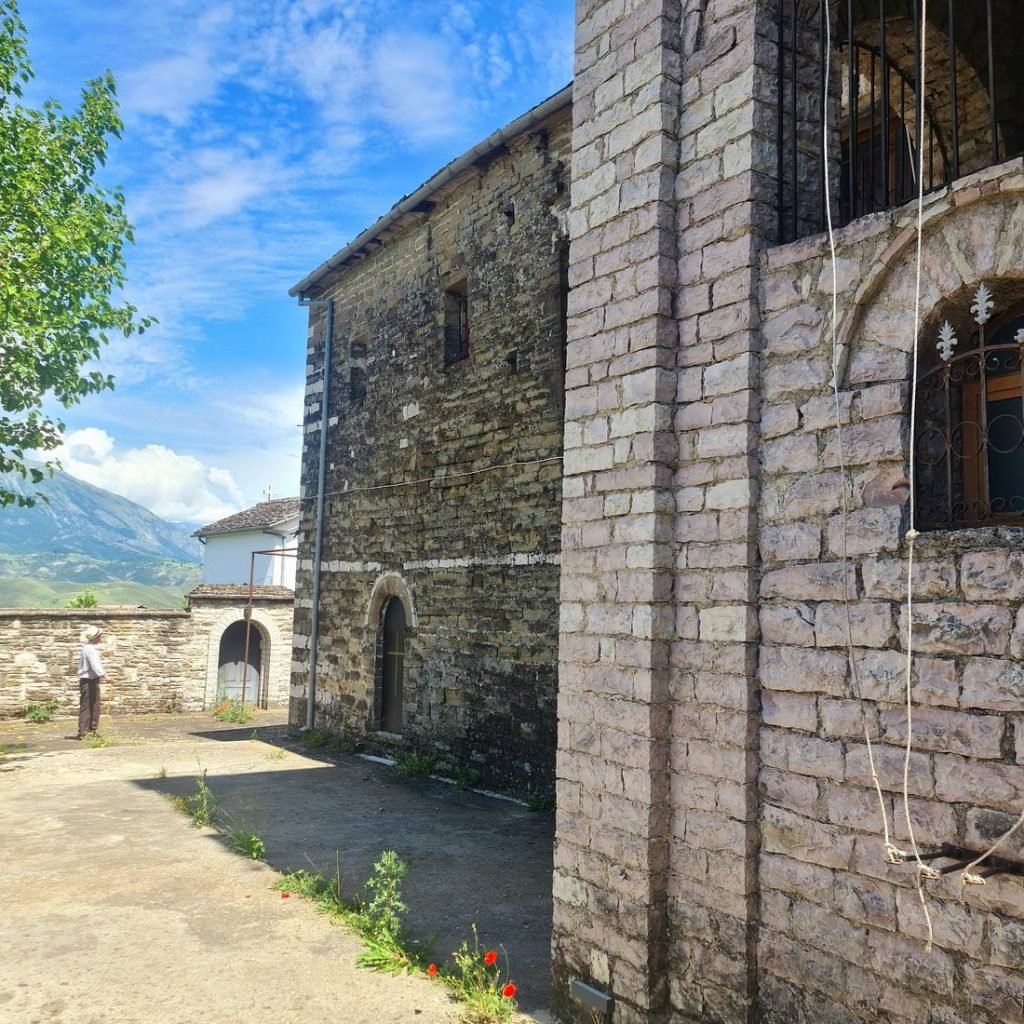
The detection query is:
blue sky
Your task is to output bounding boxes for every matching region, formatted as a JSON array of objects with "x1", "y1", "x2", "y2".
[{"x1": 21, "y1": 0, "x2": 574, "y2": 525}]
